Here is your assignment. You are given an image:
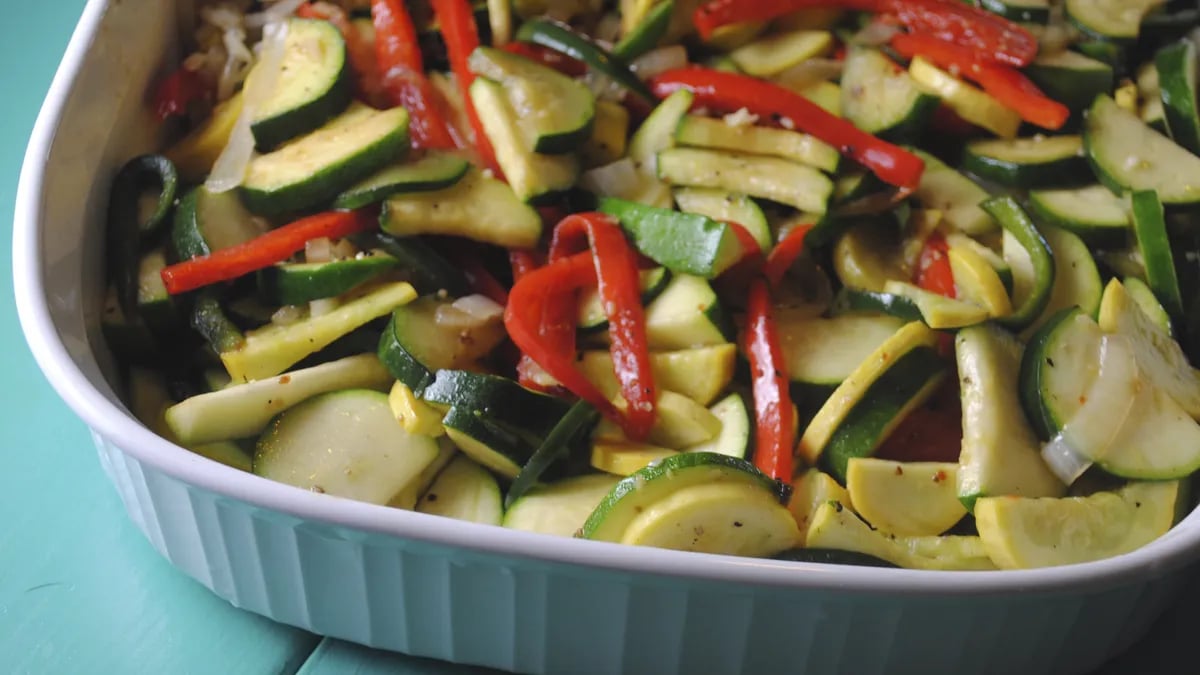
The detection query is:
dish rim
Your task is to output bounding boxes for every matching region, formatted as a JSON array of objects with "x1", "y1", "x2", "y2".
[{"x1": 14, "y1": 0, "x2": 1200, "y2": 597}]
